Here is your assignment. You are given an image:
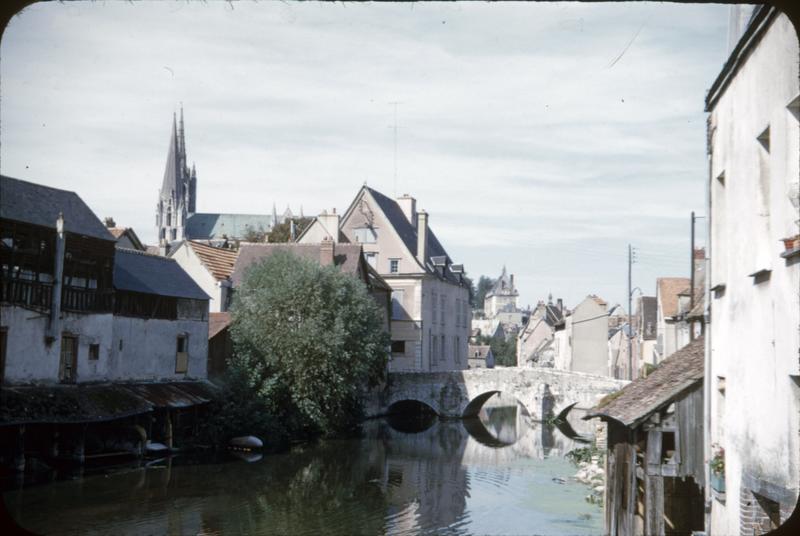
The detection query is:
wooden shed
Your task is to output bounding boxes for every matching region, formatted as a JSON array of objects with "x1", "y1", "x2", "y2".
[{"x1": 585, "y1": 336, "x2": 706, "y2": 536}]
